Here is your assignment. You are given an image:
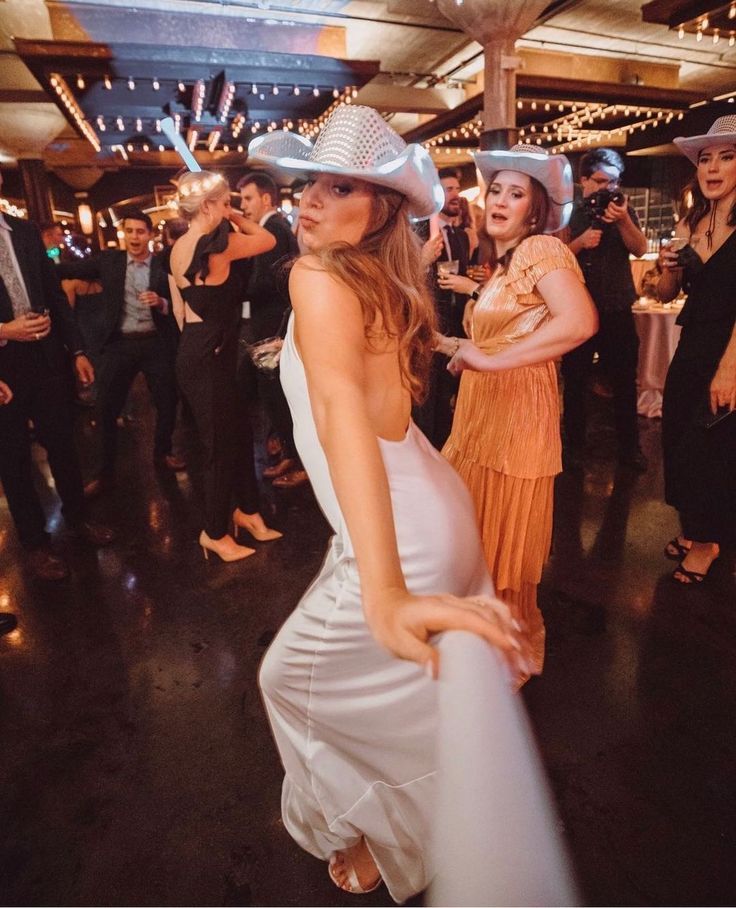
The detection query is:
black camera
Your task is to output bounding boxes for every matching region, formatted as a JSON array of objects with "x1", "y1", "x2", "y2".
[{"x1": 585, "y1": 188, "x2": 625, "y2": 224}]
